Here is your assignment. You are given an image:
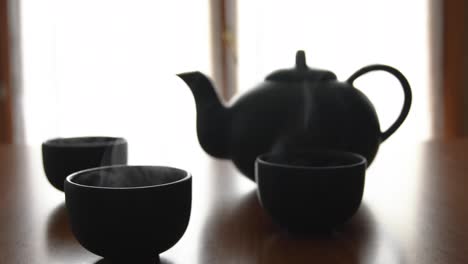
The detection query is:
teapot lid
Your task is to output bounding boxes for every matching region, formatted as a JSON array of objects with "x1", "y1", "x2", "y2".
[{"x1": 266, "y1": 51, "x2": 337, "y2": 82}]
